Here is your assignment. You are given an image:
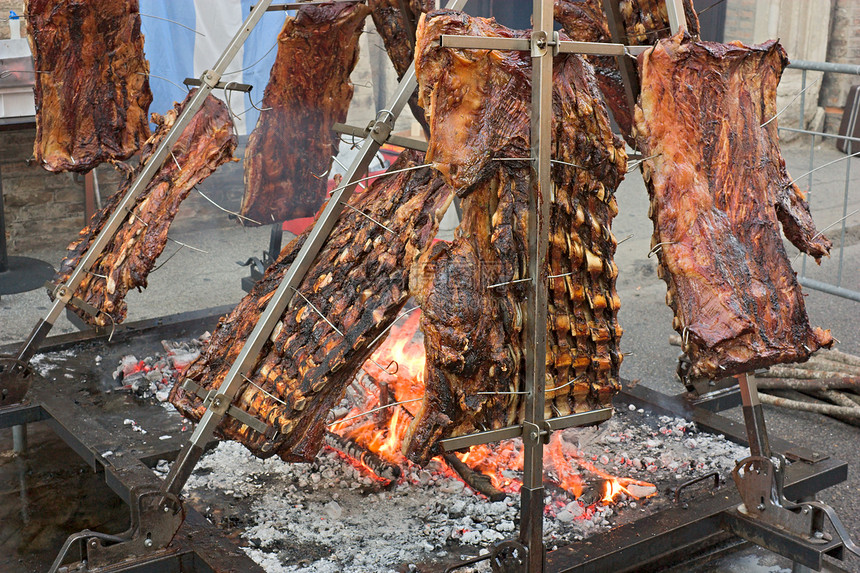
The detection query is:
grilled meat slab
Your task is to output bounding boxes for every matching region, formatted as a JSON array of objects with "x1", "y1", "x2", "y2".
[
  {"x1": 368, "y1": 0, "x2": 434, "y2": 135},
  {"x1": 403, "y1": 11, "x2": 626, "y2": 464},
  {"x1": 51, "y1": 93, "x2": 236, "y2": 327},
  {"x1": 240, "y1": 2, "x2": 370, "y2": 225},
  {"x1": 554, "y1": 0, "x2": 699, "y2": 144},
  {"x1": 634, "y1": 34, "x2": 832, "y2": 381},
  {"x1": 171, "y1": 151, "x2": 454, "y2": 461},
  {"x1": 25, "y1": 0, "x2": 152, "y2": 173}
]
